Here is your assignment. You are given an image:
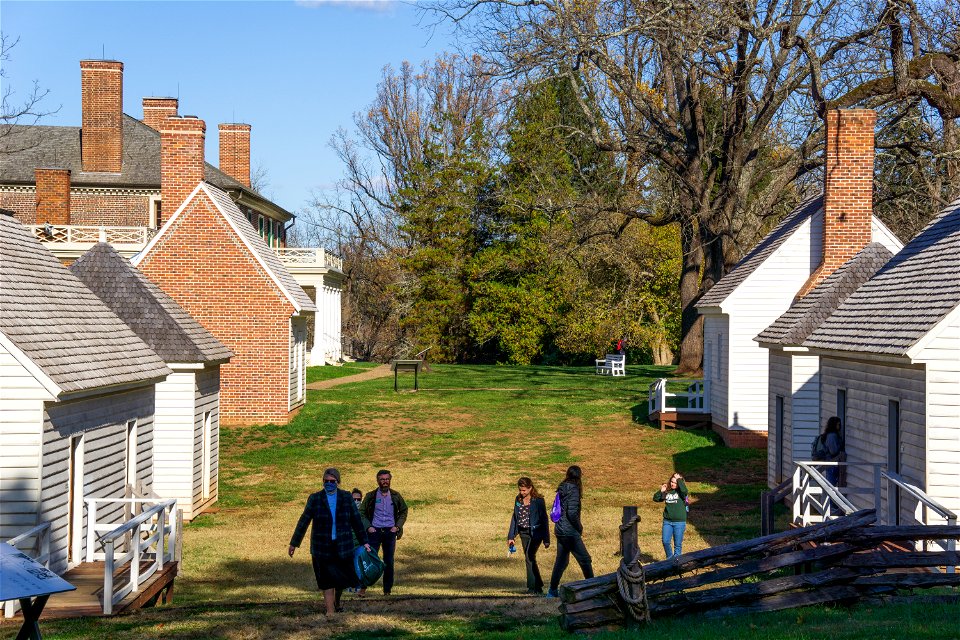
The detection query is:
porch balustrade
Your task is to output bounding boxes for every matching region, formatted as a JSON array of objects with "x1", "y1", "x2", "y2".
[{"x1": 84, "y1": 497, "x2": 179, "y2": 614}]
